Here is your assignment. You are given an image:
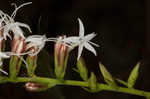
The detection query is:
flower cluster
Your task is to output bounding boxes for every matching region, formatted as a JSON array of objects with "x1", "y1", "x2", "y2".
[{"x1": 0, "y1": 2, "x2": 99, "y2": 75}]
